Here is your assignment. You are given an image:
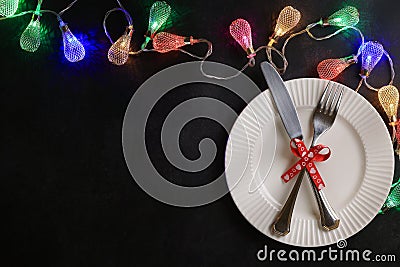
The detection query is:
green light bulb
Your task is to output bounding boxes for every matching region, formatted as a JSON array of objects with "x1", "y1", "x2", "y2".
[
  {"x1": 0, "y1": 0, "x2": 19, "y2": 17},
  {"x1": 141, "y1": 1, "x2": 171, "y2": 49},
  {"x1": 381, "y1": 180, "x2": 400, "y2": 213},
  {"x1": 323, "y1": 6, "x2": 359, "y2": 27},
  {"x1": 148, "y1": 1, "x2": 171, "y2": 36},
  {"x1": 20, "y1": 17, "x2": 41, "y2": 52}
]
